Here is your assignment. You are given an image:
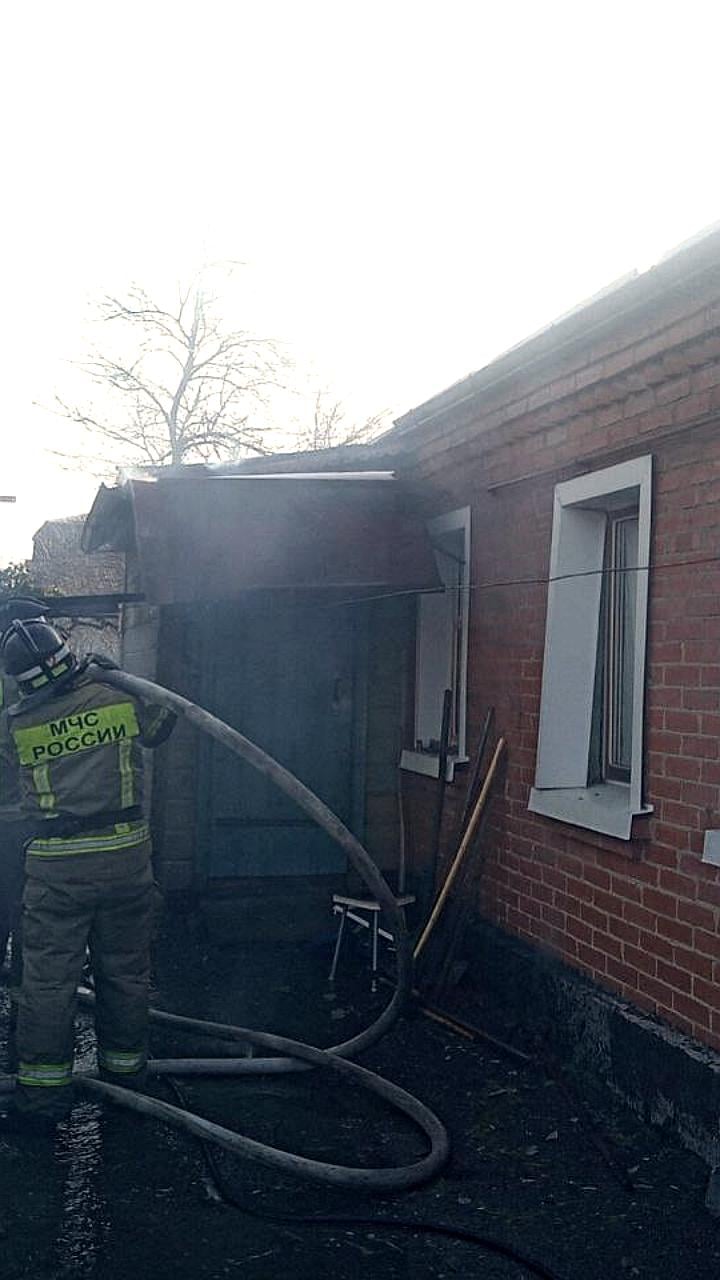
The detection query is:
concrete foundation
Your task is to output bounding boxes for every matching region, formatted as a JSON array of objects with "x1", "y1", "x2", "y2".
[{"x1": 456, "y1": 921, "x2": 720, "y2": 1171}]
